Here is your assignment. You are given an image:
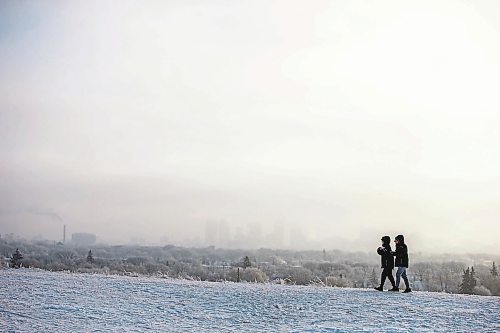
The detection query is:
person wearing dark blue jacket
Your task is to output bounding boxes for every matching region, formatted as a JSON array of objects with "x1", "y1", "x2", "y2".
[{"x1": 375, "y1": 236, "x2": 398, "y2": 291}]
